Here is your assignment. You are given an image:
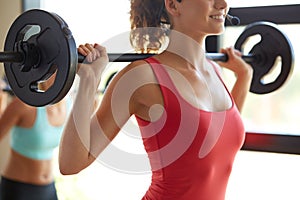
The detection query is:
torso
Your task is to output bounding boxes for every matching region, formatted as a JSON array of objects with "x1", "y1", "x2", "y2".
[
  {"x1": 3, "y1": 150, "x2": 54, "y2": 185},
  {"x1": 132, "y1": 56, "x2": 245, "y2": 199},
  {"x1": 133, "y1": 52, "x2": 232, "y2": 121},
  {"x1": 2, "y1": 100, "x2": 67, "y2": 185},
  {"x1": 17, "y1": 101, "x2": 67, "y2": 128}
]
